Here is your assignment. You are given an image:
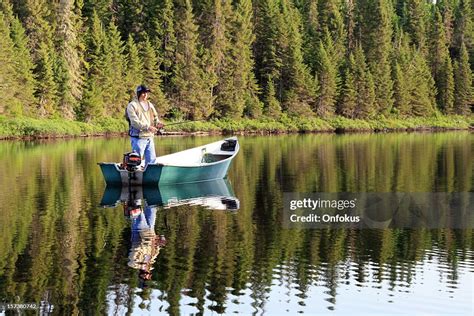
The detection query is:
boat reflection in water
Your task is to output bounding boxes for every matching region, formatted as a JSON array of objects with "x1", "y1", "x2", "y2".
[
  {"x1": 100, "y1": 179, "x2": 239, "y2": 287},
  {"x1": 100, "y1": 179, "x2": 240, "y2": 211}
]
